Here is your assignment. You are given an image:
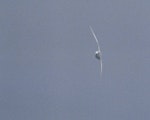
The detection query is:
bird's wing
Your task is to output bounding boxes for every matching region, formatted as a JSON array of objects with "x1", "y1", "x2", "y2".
[
  {"x1": 89, "y1": 25, "x2": 102, "y2": 55},
  {"x1": 100, "y1": 58, "x2": 102, "y2": 76}
]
